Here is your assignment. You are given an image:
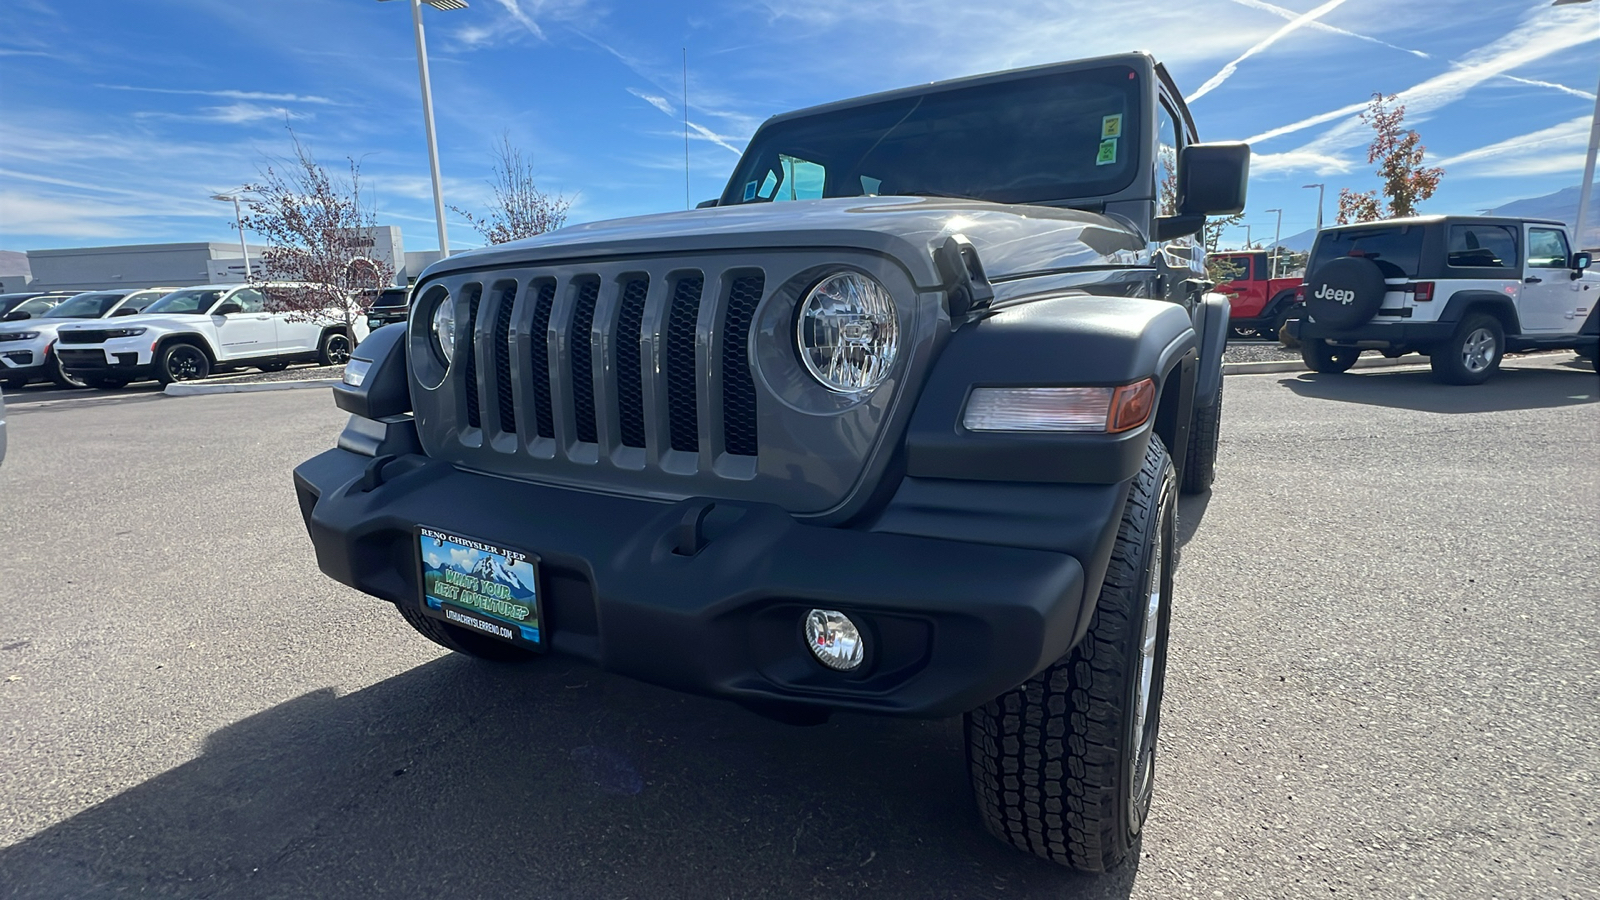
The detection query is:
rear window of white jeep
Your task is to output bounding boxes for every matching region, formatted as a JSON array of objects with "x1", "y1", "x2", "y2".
[{"x1": 1310, "y1": 228, "x2": 1423, "y2": 279}]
